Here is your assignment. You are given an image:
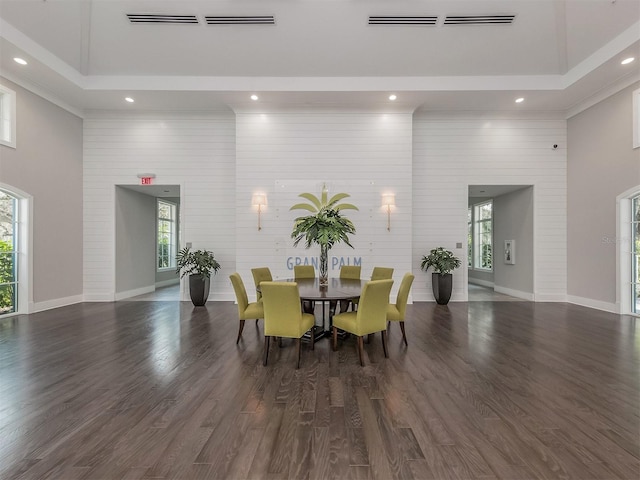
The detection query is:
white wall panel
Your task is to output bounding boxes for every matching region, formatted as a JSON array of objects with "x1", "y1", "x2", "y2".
[
  {"x1": 84, "y1": 113, "x2": 236, "y2": 301},
  {"x1": 236, "y1": 112, "x2": 413, "y2": 300},
  {"x1": 412, "y1": 113, "x2": 567, "y2": 302}
]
